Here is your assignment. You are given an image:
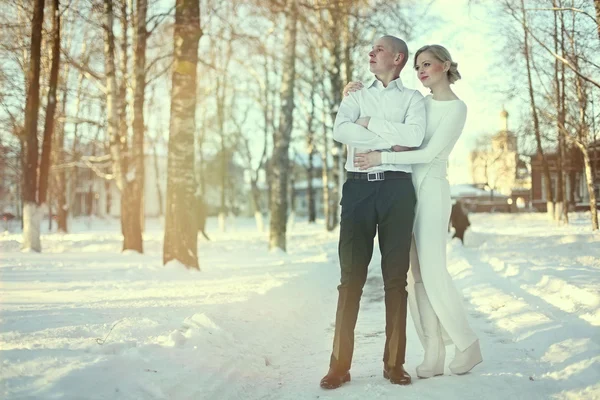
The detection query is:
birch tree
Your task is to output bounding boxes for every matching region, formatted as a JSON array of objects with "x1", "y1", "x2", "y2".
[{"x1": 163, "y1": 0, "x2": 202, "y2": 268}]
